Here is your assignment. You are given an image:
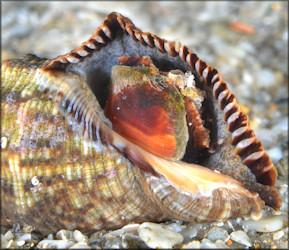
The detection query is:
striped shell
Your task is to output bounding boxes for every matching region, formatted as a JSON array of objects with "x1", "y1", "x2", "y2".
[{"x1": 1, "y1": 12, "x2": 281, "y2": 235}]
